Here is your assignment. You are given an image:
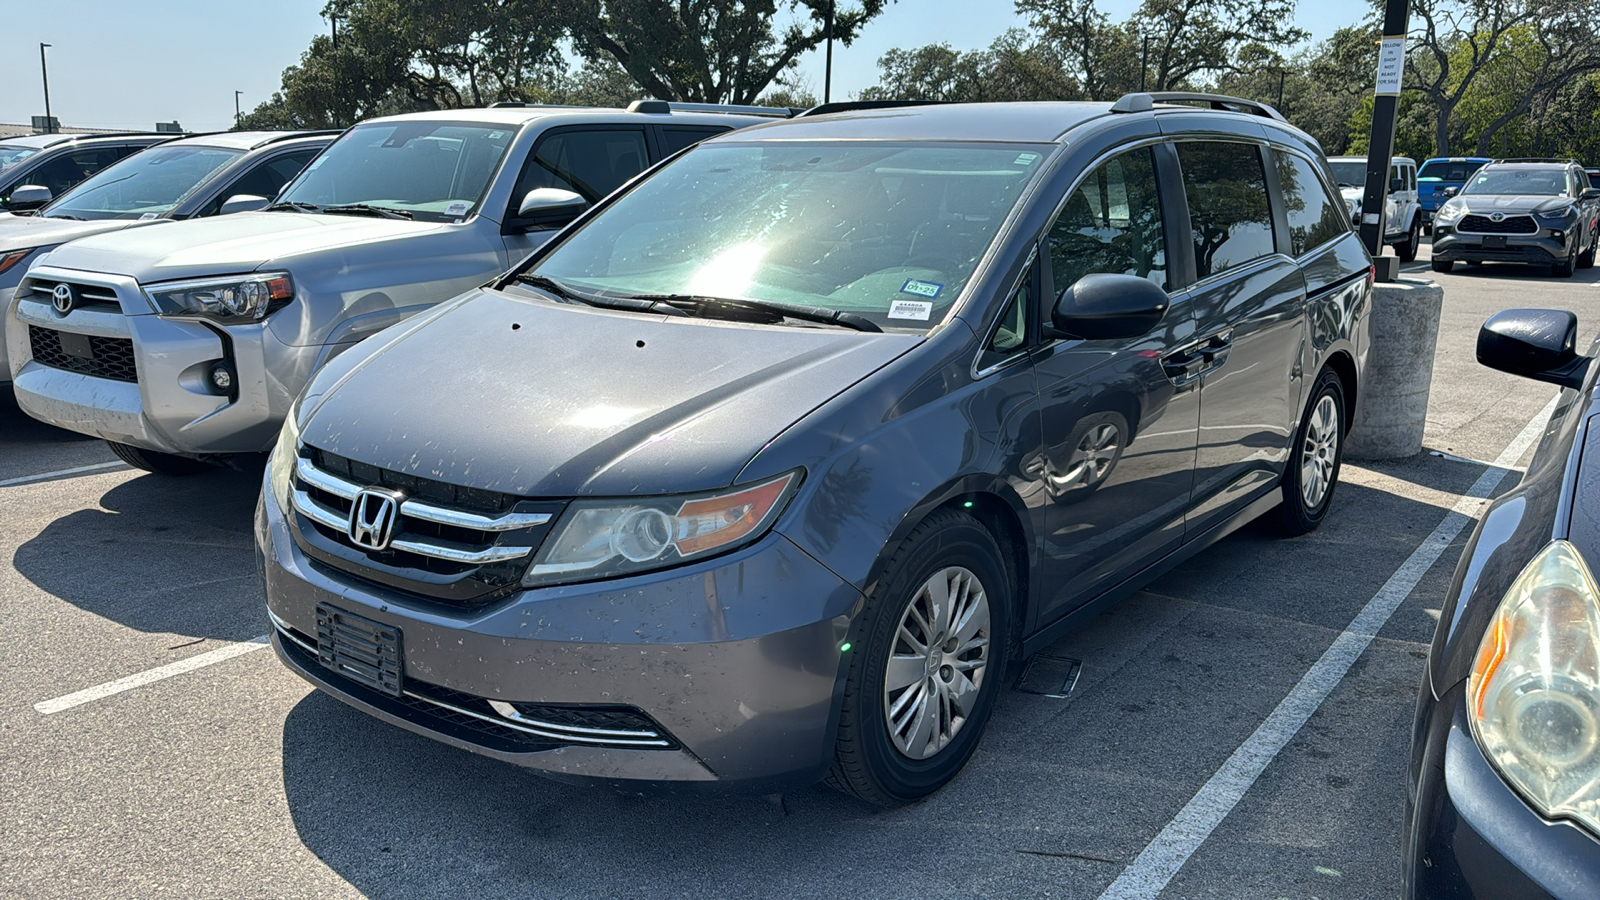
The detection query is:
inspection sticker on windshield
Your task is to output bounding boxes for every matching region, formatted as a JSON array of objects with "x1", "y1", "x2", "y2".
[
  {"x1": 889, "y1": 299, "x2": 934, "y2": 320},
  {"x1": 1014, "y1": 152, "x2": 1040, "y2": 166},
  {"x1": 900, "y1": 278, "x2": 943, "y2": 299},
  {"x1": 445, "y1": 200, "x2": 471, "y2": 216},
  {"x1": 139, "y1": 213, "x2": 159, "y2": 220}
]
